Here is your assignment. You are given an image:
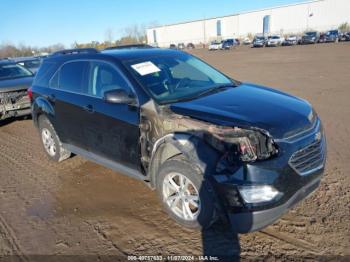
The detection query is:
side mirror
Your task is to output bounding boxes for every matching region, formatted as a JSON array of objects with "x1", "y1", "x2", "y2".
[{"x1": 103, "y1": 89, "x2": 136, "y2": 105}]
